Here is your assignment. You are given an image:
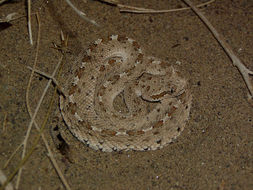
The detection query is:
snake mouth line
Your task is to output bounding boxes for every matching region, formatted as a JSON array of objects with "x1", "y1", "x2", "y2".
[{"x1": 140, "y1": 95, "x2": 161, "y2": 103}]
